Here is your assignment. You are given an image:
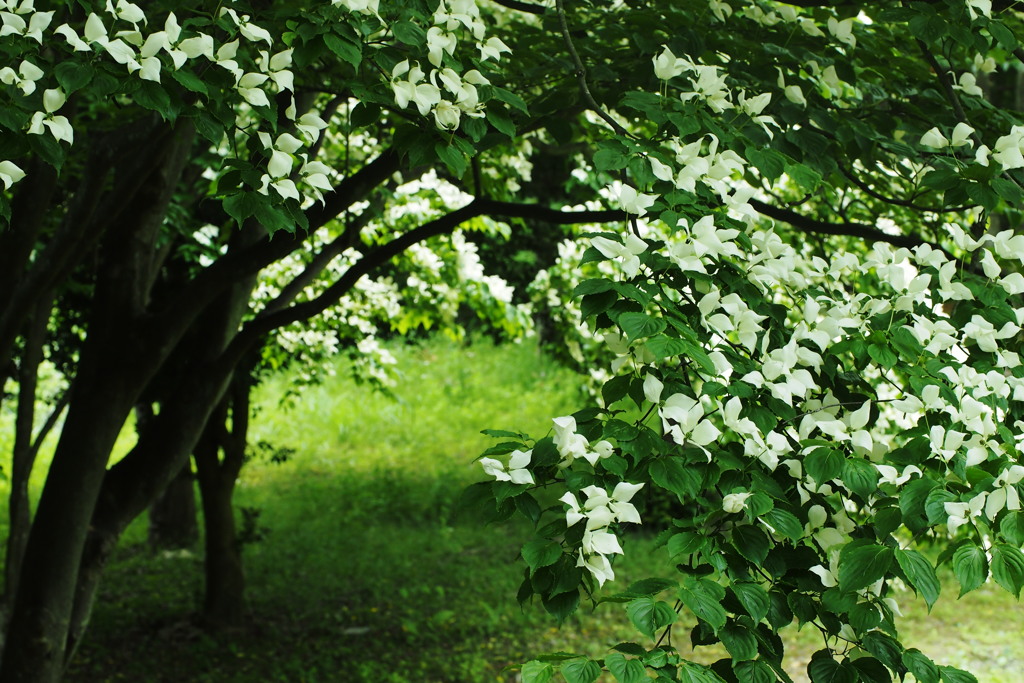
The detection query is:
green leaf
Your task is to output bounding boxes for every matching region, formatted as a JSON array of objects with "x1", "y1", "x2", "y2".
[
  {"x1": 988, "y1": 21, "x2": 1018, "y2": 51},
  {"x1": 523, "y1": 538, "x2": 562, "y2": 573},
  {"x1": 491, "y1": 86, "x2": 529, "y2": 113},
  {"x1": 223, "y1": 192, "x2": 261, "y2": 227},
  {"x1": 679, "y1": 661, "x2": 729, "y2": 682},
  {"x1": 938, "y1": 665, "x2": 979, "y2": 683},
  {"x1": 853, "y1": 657, "x2": 892, "y2": 683},
  {"x1": 133, "y1": 80, "x2": 175, "y2": 119},
  {"x1": 807, "y1": 651, "x2": 857, "y2": 683},
  {"x1": 481, "y1": 429, "x2": 523, "y2": 439},
  {"x1": 626, "y1": 597, "x2": 677, "y2": 638},
  {"x1": 720, "y1": 622, "x2": 757, "y2": 661},
  {"x1": 902, "y1": 649, "x2": 939, "y2": 683},
  {"x1": 761, "y1": 508, "x2": 802, "y2": 541},
  {"x1": 522, "y1": 660, "x2": 555, "y2": 683},
  {"x1": 54, "y1": 62, "x2": 93, "y2": 94},
  {"x1": 951, "y1": 544, "x2": 988, "y2": 597},
  {"x1": 619, "y1": 312, "x2": 667, "y2": 340},
  {"x1": 668, "y1": 531, "x2": 706, "y2": 559},
  {"x1": 848, "y1": 601, "x2": 881, "y2": 631},
  {"x1": 868, "y1": 343, "x2": 898, "y2": 369},
  {"x1": 999, "y1": 510, "x2": 1024, "y2": 546},
  {"x1": 573, "y1": 278, "x2": 616, "y2": 297},
  {"x1": 435, "y1": 142, "x2": 468, "y2": 177},
  {"x1": 679, "y1": 577, "x2": 727, "y2": 632},
  {"x1": 171, "y1": 69, "x2": 209, "y2": 95},
  {"x1": 626, "y1": 577, "x2": 678, "y2": 596},
  {"x1": 731, "y1": 582, "x2": 770, "y2": 623},
  {"x1": 842, "y1": 458, "x2": 879, "y2": 499},
  {"x1": 324, "y1": 32, "x2": 362, "y2": 67},
  {"x1": 788, "y1": 163, "x2": 822, "y2": 192},
  {"x1": 734, "y1": 660, "x2": 775, "y2": 683},
  {"x1": 862, "y1": 631, "x2": 903, "y2": 671},
  {"x1": 605, "y1": 653, "x2": 646, "y2": 683},
  {"x1": 392, "y1": 20, "x2": 426, "y2": 45},
  {"x1": 838, "y1": 543, "x2": 893, "y2": 593},
  {"x1": 805, "y1": 448, "x2": 844, "y2": 485},
  {"x1": 645, "y1": 334, "x2": 687, "y2": 360},
  {"x1": 732, "y1": 525, "x2": 770, "y2": 565},
  {"x1": 594, "y1": 147, "x2": 629, "y2": 171},
  {"x1": 924, "y1": 488, "x2": 957, "y2": 526},
  {"x1": 650, "y1": 457, "x2": 702, "y2": 499},
  {"x1": 560, "y1": 658, "x2": 602, "y2": 683},
  {"x1": 991, "y1": 543, "x2": 1024, "y2": 597},
  {"x1": 543, "y1": 589, "x2": 579, "y2": 623},
  {"x1": 895, "y1": 548, "x2": 940, "y2": 608}
]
